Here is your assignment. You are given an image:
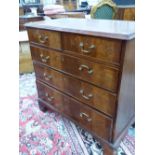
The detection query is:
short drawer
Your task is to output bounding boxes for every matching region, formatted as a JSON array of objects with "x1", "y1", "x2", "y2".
[
  {"x1": 62, "y1": 33, "x2": 122, "y2": 65},
  {"x1": 27, "y1": 28, "x2": 61, "y2": 50},
  {"x1": 36, "y1": 80, "x2": 113, "y2": 141},
  {"x1": 34, "y1": 63, "x2": 117, "y2": 117},
  {"x1": 31, "y1": 46, "x2": 119, "y2": 92}
]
